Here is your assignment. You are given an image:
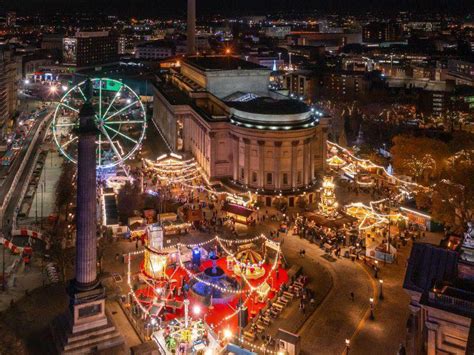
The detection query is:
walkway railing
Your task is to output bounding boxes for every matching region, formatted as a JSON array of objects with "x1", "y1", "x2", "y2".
[{"x1": 0, "y1": 112, "x2": 52, "y2": 228}]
